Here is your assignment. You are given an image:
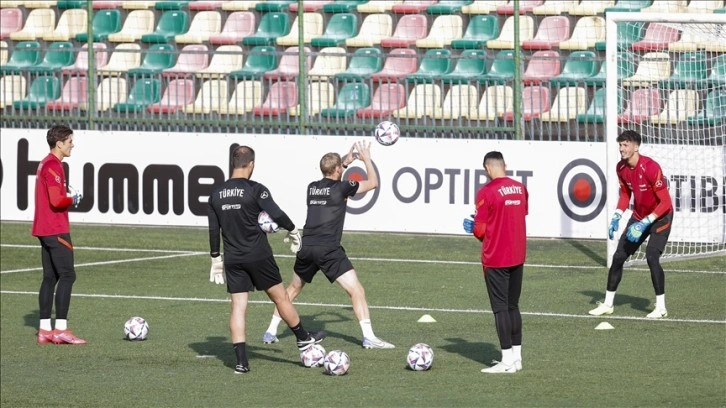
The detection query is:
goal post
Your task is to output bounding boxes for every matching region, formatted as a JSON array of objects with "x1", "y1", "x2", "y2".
[{"x1": 605, "y1": 12, "x2": 726, "y2": 266}]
